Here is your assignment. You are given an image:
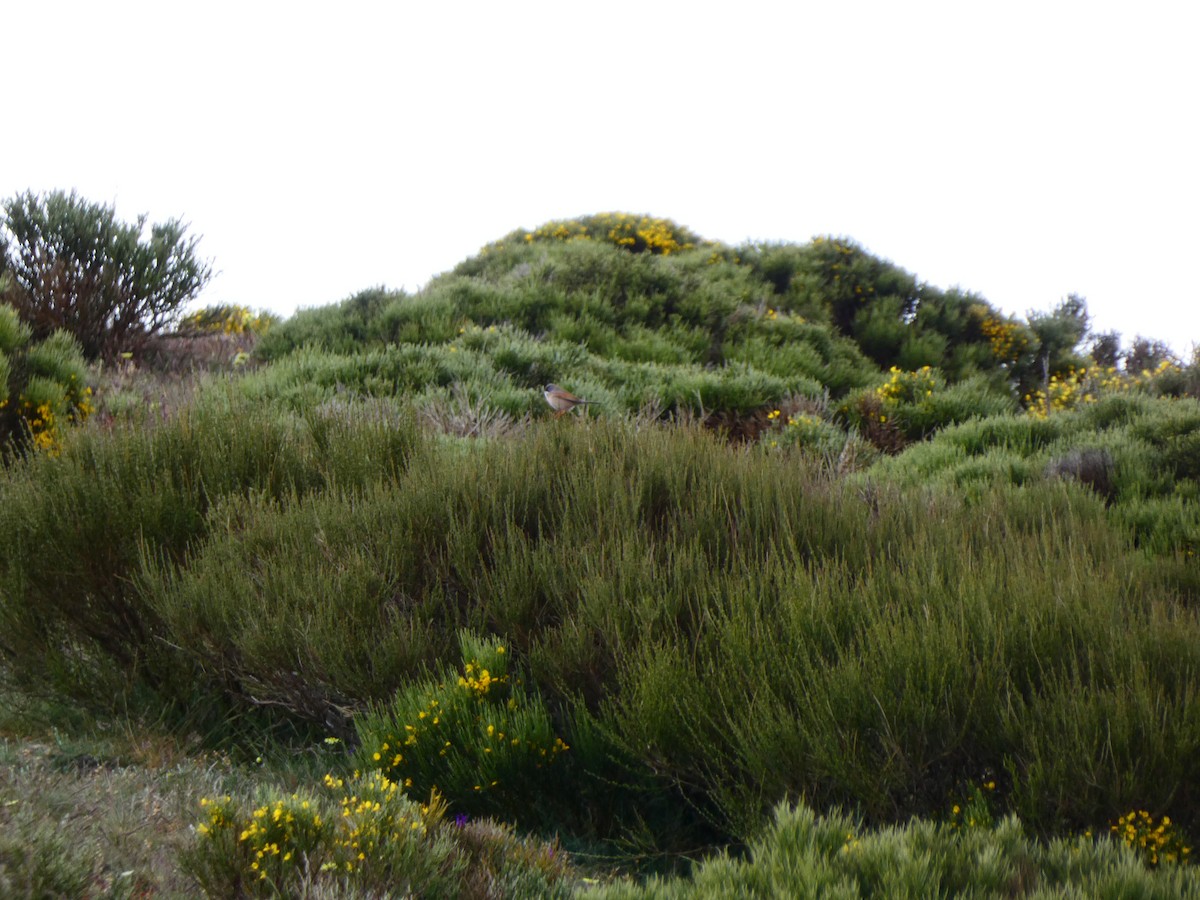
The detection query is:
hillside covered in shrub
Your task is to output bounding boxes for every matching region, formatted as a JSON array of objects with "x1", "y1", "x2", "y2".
[{"x1": 2, "y1": 212, "x2": 1199, "y2": 896}]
